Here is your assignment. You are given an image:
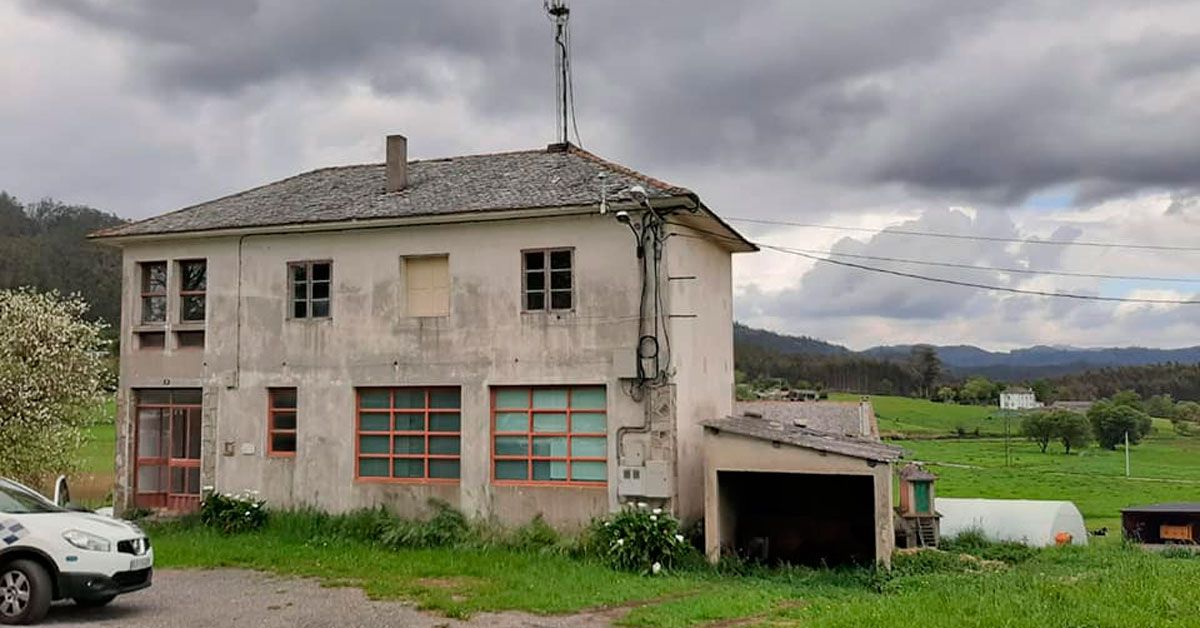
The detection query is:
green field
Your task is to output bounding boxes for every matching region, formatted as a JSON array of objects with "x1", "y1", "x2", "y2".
[
  {"x1": 847, "y1": 393, "x2": 1200, "y2": 530},
  {"x1": 831, "y1": 392, "x2": 1005, "y2": 436}
]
